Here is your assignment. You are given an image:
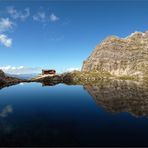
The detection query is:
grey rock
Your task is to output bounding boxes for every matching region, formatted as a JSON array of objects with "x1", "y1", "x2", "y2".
[{"x1": 82, "y1": 31, "x2": 148, "y2": 78}]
